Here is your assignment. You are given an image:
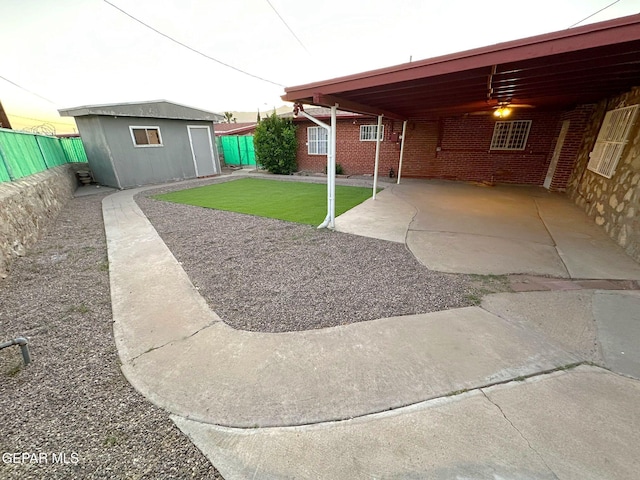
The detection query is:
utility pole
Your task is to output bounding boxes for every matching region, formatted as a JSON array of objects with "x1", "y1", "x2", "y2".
[{"x1": 0, "y1": 101, "x2": 12, "y2": 129}]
